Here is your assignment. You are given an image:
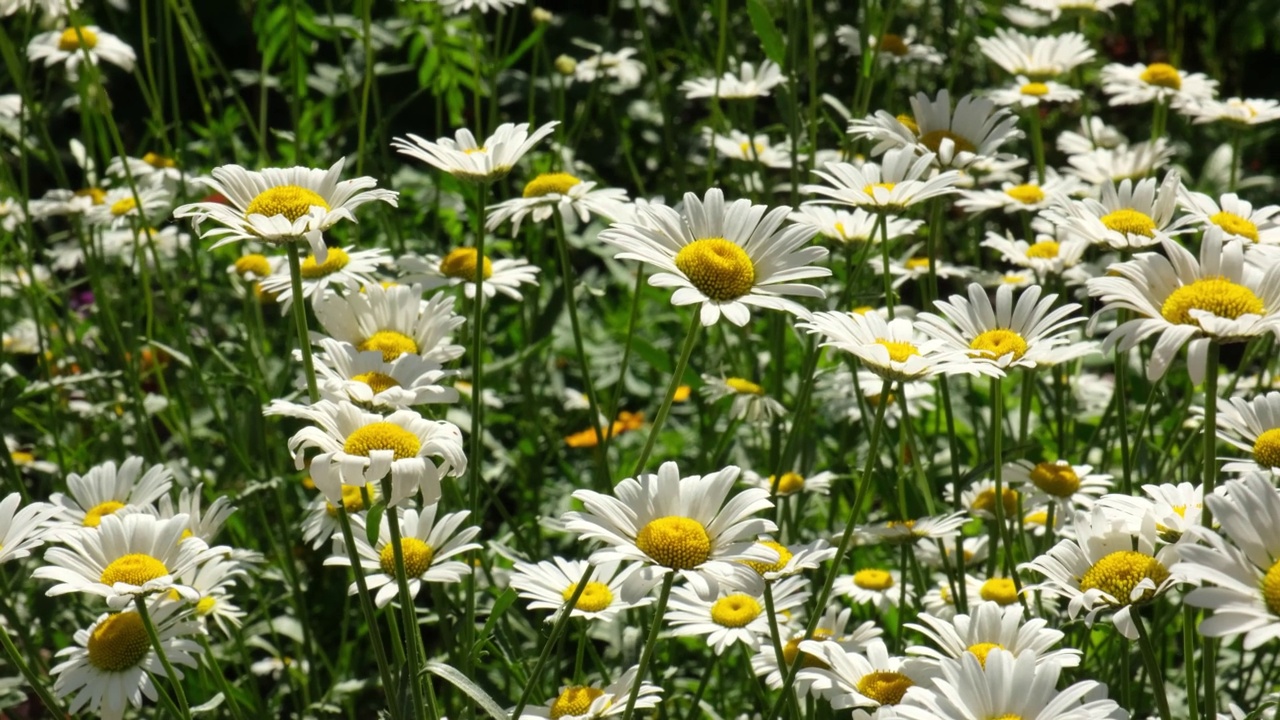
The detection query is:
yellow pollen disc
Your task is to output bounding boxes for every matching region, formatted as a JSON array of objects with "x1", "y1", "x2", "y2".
[
  {"x1": 299, "y1": 248, "x2": 350, "y2": 278},
  {"x1": 938, "y1": 584, "x2": 954, "y2": 604},
  {"x1": 325, "y1": 483, "x2": 374, "y2": 517},
  {"x1": 969, "y1": 329, "x2": 1028, "y2": 360},
  {"x1": 674, "y1": 238, "x2": 756, "y2": 302},
  {"x1": 234, "y1": 254, "x2": 272, "y2": 277},
  {"x1": 142, "y1": 152, "x2": 176, "y2": 169},
  {"x1": 905, "y1": 257, "x2": 931, "y2": 271},
  {"x1": 1140, "y1": 62, "x2": 1183, "y2": 90},
  {"x1": 832, "y1": 221, "x2": 848, "y2": 239},
  {"x1": 522, "y1": 172, "x2": 582, "y2": 198},
  {"x1": 1262, "y1": 560, "x2": 1280, "y2": 616},
  {"x1": 919, "y1": 130, "x2": 977, "y2": 155},
  {"x1": 1019, "y1": 82, "x2": 1051, "y2": 96},
  {"x1": 856, "y1": 671, "x2": 913, "y2": 706},
  {"x1": 743, "y1": 540, "x2": 793, "y2": 575},
  {"x1": 351, "y1": 371, "x2": 401, "y2": 395},
  {"x1": 76, "y1": 187, "x2": 107, "y2": 204},
  {"x1": 87, "y1": 612, "x2": 149, "y2": 672},
  {"x1": 1210, "y1": 211, "x2": 1260, "y2": 242},
  {"x1": 1005, "y1": 184, "x2": 1046, "y2": 205},
  {"x1": 783, "y1": 629, "x2": 833, "y2": 668},
  {"x1": 11, "y1": 451, "x2": 34, "y2": 465},
  {"x1": 83, "y1": 500, "x2": 126, "y2": 527},
  {"x1": 863, "y1": 182, "x2": 898, "y2": 197},
  {"x1": 726, "y1": 377, "x2": 765, "y2": 395},
  {"x1": 58, "y1": 27, "x2": 99, "y2": 51},
  {"x1": 852, "y1": 305, "x2": 876, "y2": 315},
  {"x1": 853, "y1": 568, "x2": 894, "y2": 591},
  {"x1": 463, "y1": 146, "x2": 488, "y2": 155},
  {"x1": 967, "y1": 642, "x2": 1005, "y2": 667},
  {"x1": 896, "y1": 114, "x2": 920, "y2": 135},
  {"x1": 438, "y1": 247, "x2": 493, "y2": 282},
  {"x1": 1159, "y1": 276, "x2": 1264, "y2": 326},
  {"x1": 99, "y1": 553, "x2": 169, "y2": 586},
  {"x1": 980, "y1": 578, "x2": 1019, "y2": 605},
  {"x1": 875, "y1": 339, "x2": 920, "y2": 363},
  {"x1": 342, "y1": 422, "x2": 421, "y2": 460},
  {"x1": 878, "y1": 33, "x2": 909, "y2": 56},
  {"x1": 771, "y1": 472, "x2": 806, "y2": 496},
  {"x1": 195, "y1": 596, "x2": 217, "y2": 615},
  {"x1": 378, "y1": 537, "x2": 434, "y2": 577},
  {"x1": 739, "y1": 141, "x2": 767, "y2": 157},
  {"x1": 110, "y1": 197, "x2": 138, "y2": 217},
  {"x1": 972, "y1": 487, "x2": 1019, "y2": 516},
  {"x1": 634, "y1": 516, "x2": 711, "y2": 569},
  {"x1": 1024, "y1": 509, "x2": 1049, "y2": 525},
  {"x1": 550, "y1": 686, "x2": 605, "y2": 720},
  {"x1": 1029, "y1": 462, "x2": 1080, "y2": 497},
  {"x1": 1079, "y1": 550, "x2": 1170, "y2": 605},
  {"x1": 673, "y1": 385, "x2": 692, "y2": 402},
  {"x1": 710, "y1": 593, "x2": 763, "y2": 628},
  {"x1": 1100, "y1": 208, "x2": 1156, "y2": 237},
  {"x1": 245, "y1": 185, "x2": 331, "y2": 222},
  {"x1": 358, "y1": 330, "x2": 419, "y2": 362},
  {"x1": 561, "y1": 581, "x2": 614, "y2": 612},
  {"x1": 990, "y1": 715, "x2": 1023, "y2": 720},
  {"x1": 1025, "y1": 240, "x2": 1060, "y2": 258},
  {"x1": 1252, "y1": 428, "x2": 1280, "y2": 468},
  {"x1": 254, "y1": 283, "x2": 279, "y2": 303}
]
